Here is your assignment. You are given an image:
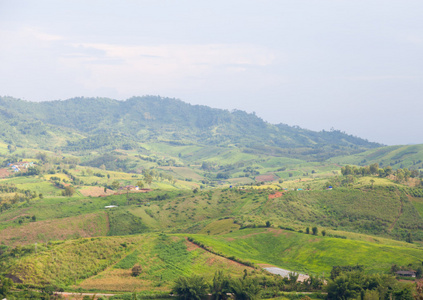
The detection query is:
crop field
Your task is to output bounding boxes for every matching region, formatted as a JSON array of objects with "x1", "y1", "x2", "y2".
[
  {"x1": 0, "y1": 212, "x2": 108, "y2": 246},
  {"x1": 162, "y1": 166, "x2": 203, "y2": 181},
  {"x1": 80, "y1": 186, "x2": 115, "y2": 197},
  {"x1": 6, "y1": 236, "x2": 144, "y2": 285},
  {"x1": 76, "y1": 234, "x2": 256, "y2": 292},
  {"x1": 188, "y1": 228, "x2": 423, "y2": 275}
]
